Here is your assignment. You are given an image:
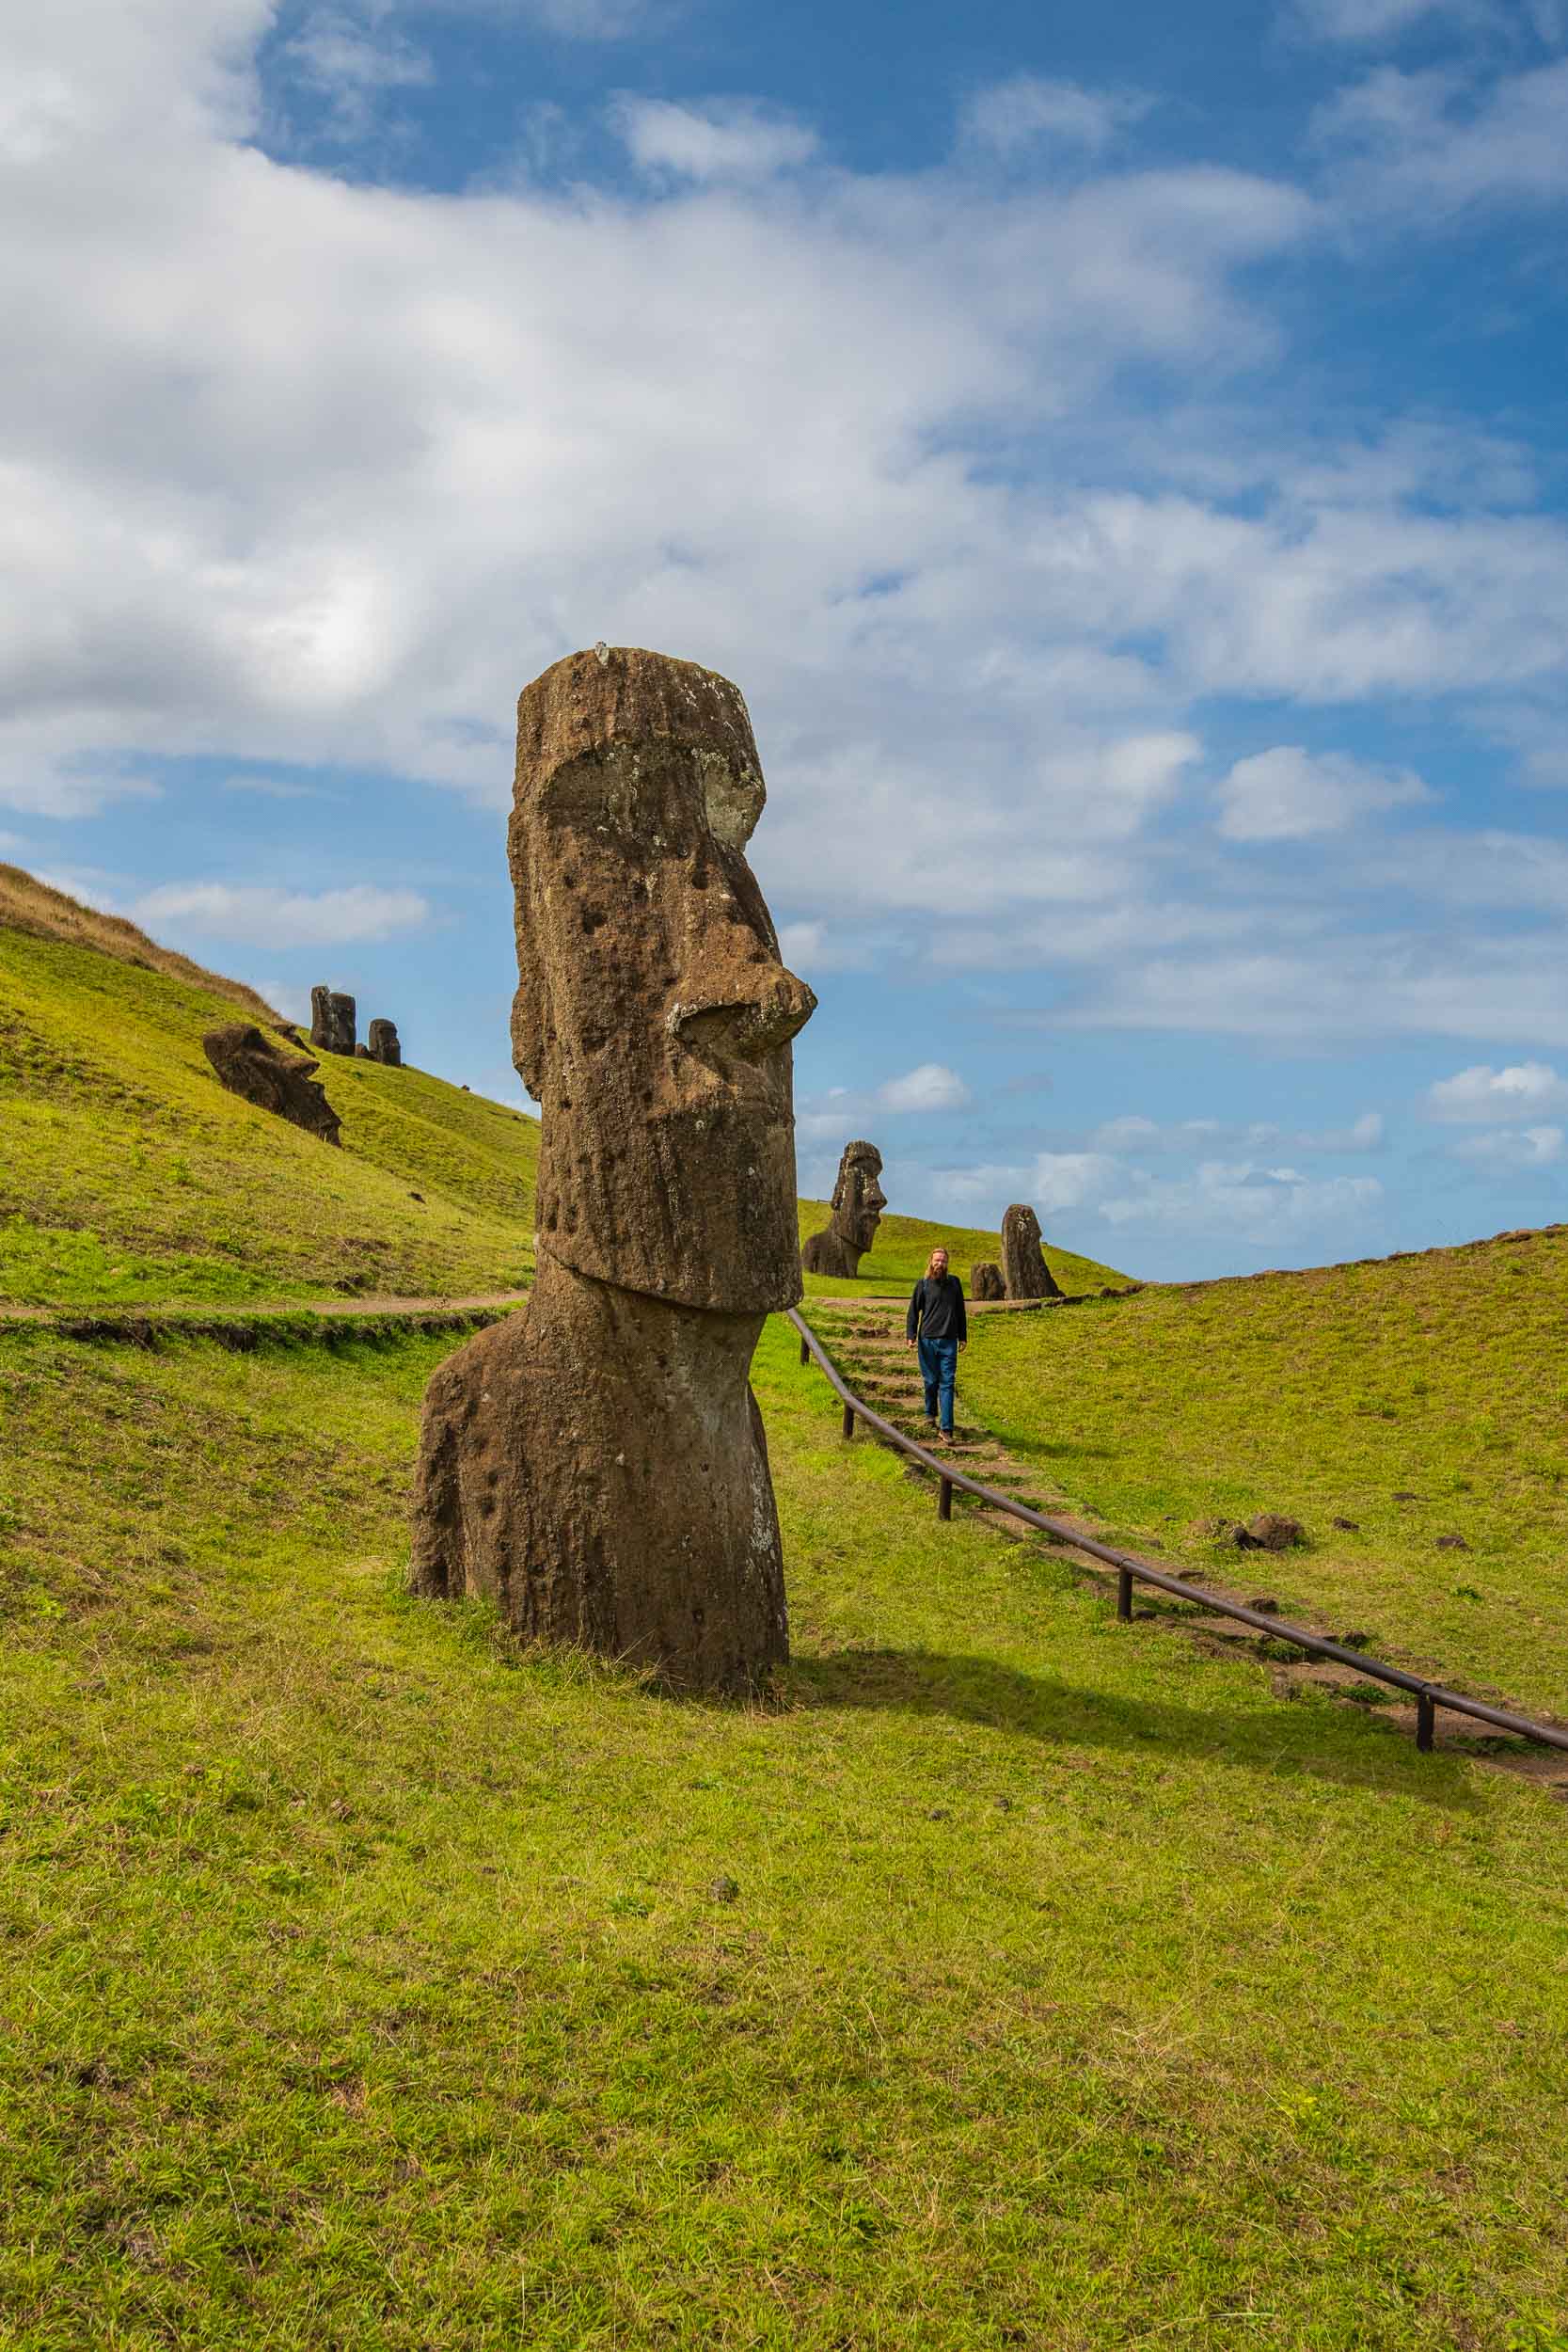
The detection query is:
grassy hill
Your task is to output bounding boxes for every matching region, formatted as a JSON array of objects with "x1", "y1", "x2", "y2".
[
  {"x1": 3, "y1": 1314, "x2": 1568, "y2": 2347},
  {"x1": 0, "y1": 875, "x2": 1116, "y2": 1309},
  {"x1": 954, "y1": 1226, "x2": 1568, "y2": 1723}
]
